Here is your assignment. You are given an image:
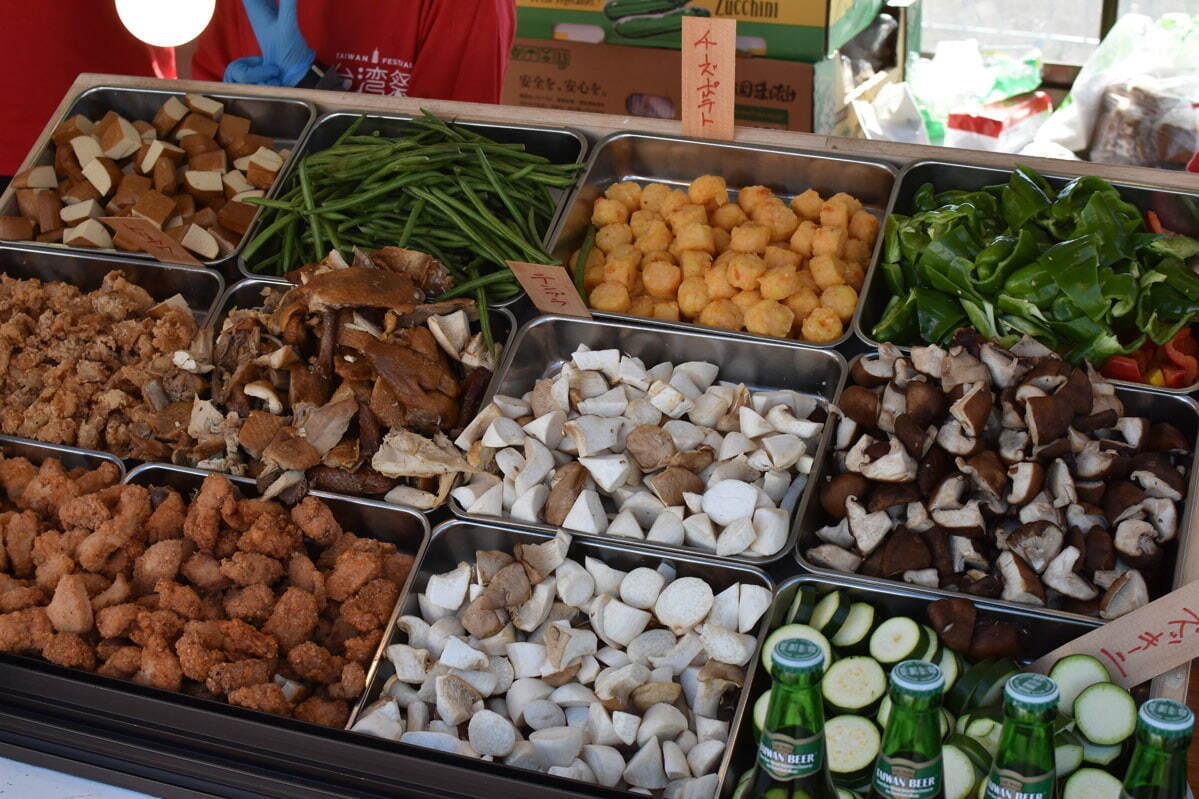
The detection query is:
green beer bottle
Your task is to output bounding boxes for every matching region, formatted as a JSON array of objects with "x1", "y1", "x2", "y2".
[
  {"x1": 1120, "y1": 698, "x2": 1193, "y2": 799},
  {"x1": 751, "y1": 638, "x2": 839, "y2": 799},
  {"x1": 870, "y1": 660, "x2": 945, "y2": 799},
  {"x1": 982, "y1": 673, "x2": 1059, "y2": 799}
]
